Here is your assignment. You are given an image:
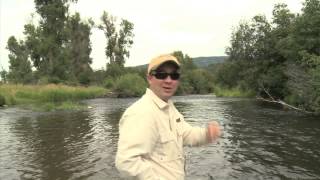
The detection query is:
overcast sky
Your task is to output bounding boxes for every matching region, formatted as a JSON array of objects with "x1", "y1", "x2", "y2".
[{"x1": 0, "y1": 0, "x2": 304, "y2": 71}]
